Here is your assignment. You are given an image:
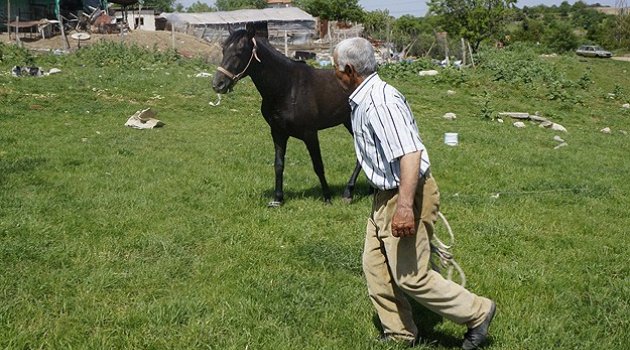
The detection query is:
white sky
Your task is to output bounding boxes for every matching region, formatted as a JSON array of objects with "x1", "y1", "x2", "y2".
[{"x1": 174, "y1": 1, "x2": 619, "y2": 17}]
